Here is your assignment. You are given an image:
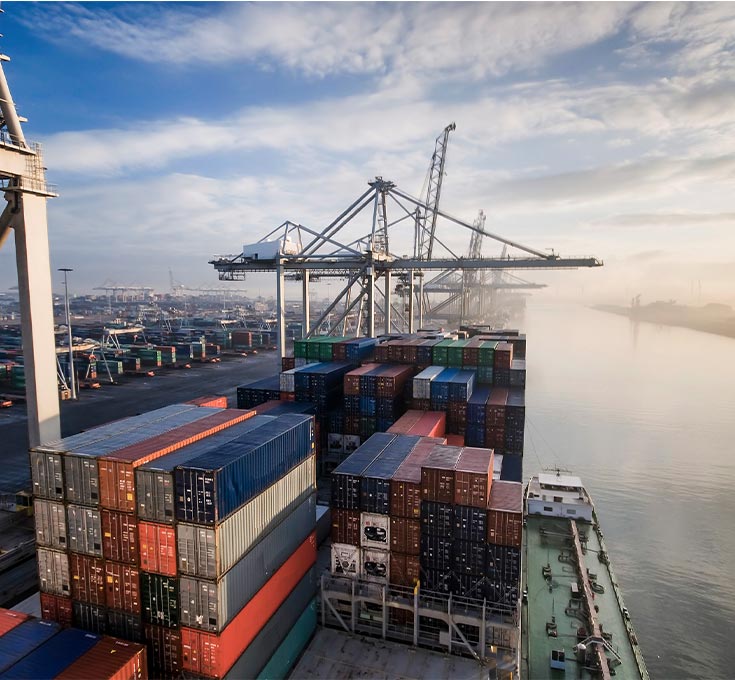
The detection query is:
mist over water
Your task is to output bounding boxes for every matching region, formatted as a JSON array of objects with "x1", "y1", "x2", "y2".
[{"x1": 521, "y1": 300, "x2": 735, "y2": 679}]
